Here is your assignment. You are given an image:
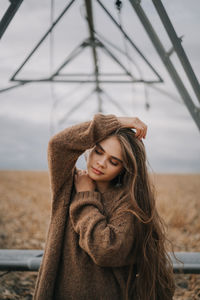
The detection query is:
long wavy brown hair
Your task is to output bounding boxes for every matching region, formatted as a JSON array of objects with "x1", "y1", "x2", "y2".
[{"x1": 109, "y1": 127, "x2": 175, "y2": 300}]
